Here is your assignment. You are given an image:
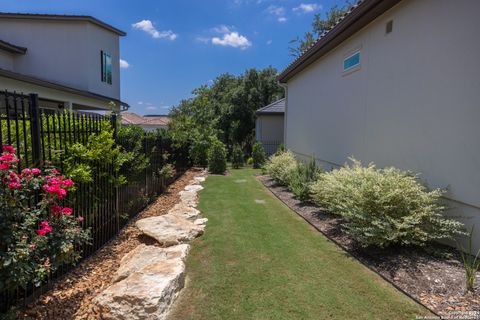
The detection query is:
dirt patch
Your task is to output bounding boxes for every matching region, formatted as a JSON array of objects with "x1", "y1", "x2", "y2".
[
  {"x1": 258, "y1": 175, "x2": 480, "y2": 318},
  {"x1": 18, "y1": 168, "x2": 203, "y2": 320}
]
